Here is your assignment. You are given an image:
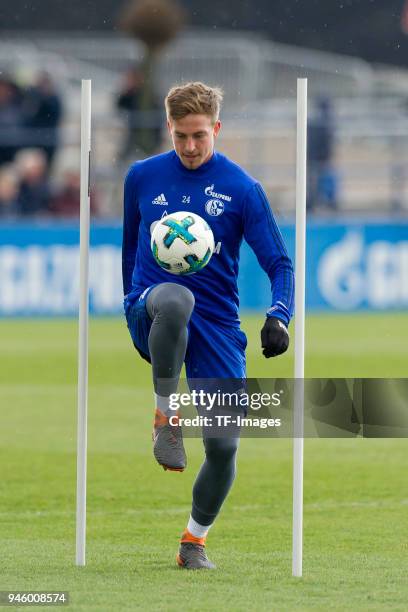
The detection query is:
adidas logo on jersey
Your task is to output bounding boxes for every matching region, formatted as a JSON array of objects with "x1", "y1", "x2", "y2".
[{"x1": 152, "y1": 193, "x2": 168, "y2": 206}]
